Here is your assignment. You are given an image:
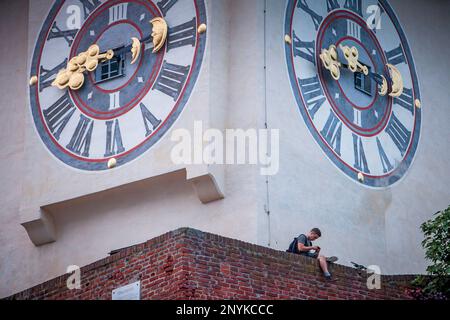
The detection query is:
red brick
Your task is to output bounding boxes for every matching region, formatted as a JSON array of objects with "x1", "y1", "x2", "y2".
[{"x1": 5, "y1": 228, "x2": 414, "y2": 300}]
